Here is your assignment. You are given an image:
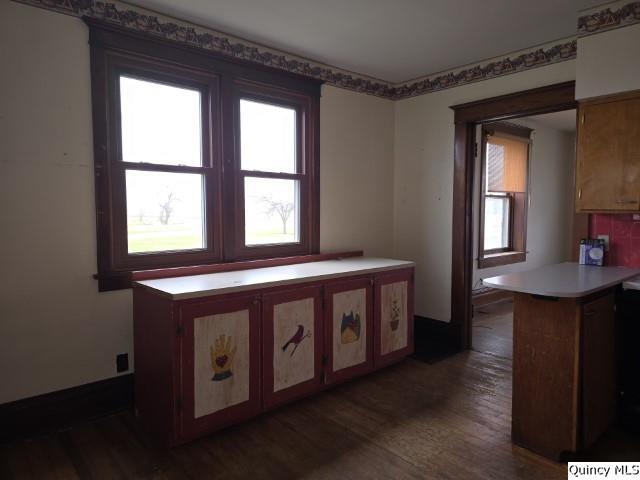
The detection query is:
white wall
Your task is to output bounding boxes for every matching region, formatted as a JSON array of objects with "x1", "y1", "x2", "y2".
[
  {"x1": 0, "y1": 1, "x2": 134, "y2": 404},
  {"x1": 576, "y1": 24, "x2": 640, "y2": 99},
  {"x1": 393, "y1": 61, "x2": 577, "y2": 321},
  {"x1": 0, "y1": 2, "x2": 395, "y2": 403},
  {"x1": 320, "y1": 86, "x2": 395, "y2": 256},
  {"x1": 471, "y1": 120, "x2": 576, "y2": 288}
]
